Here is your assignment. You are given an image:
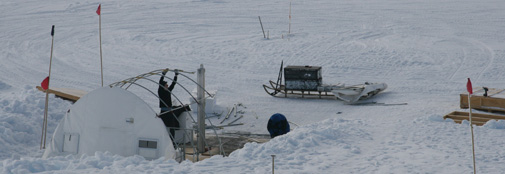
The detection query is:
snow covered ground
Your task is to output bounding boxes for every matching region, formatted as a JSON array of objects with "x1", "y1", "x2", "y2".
[{"x1": 2, "y1": 0, "x2": 505, "y2": 173}]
